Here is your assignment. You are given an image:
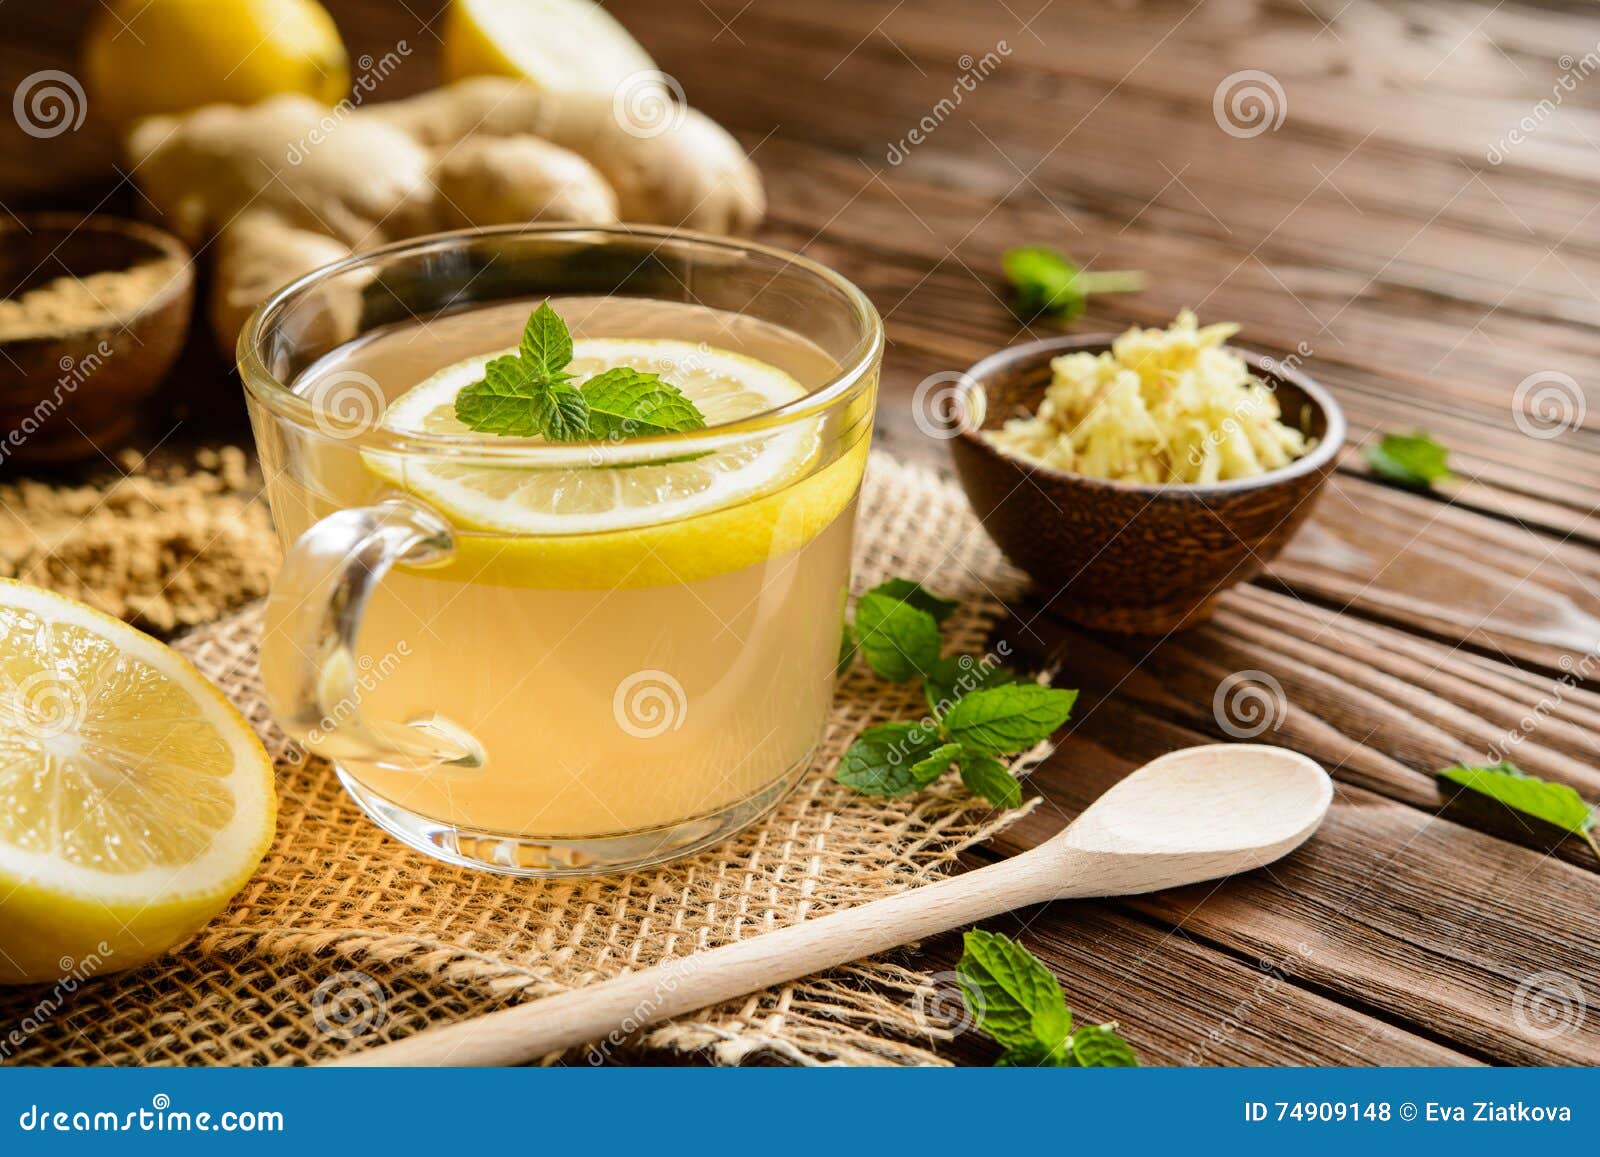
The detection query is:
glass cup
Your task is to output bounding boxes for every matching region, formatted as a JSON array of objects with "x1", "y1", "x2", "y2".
[{"x1": 240, "y1": 225, "x2": 882, "y2": 876}]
